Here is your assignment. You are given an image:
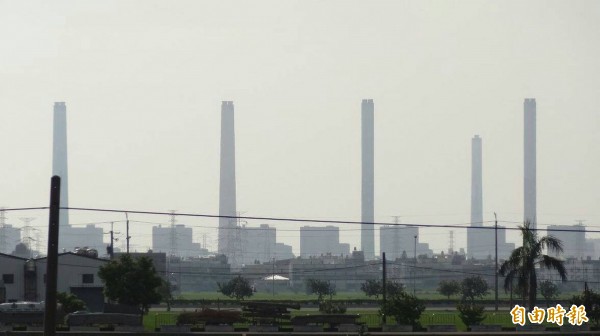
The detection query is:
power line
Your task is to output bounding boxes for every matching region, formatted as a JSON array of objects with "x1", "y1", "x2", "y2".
[
  {"x1": 4, "y1": 206, "x2": 600, "y2": 232},
  {"x1": 56, "y1": 207, "x2": 600, "y2": 234}
]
